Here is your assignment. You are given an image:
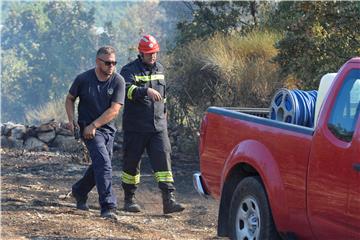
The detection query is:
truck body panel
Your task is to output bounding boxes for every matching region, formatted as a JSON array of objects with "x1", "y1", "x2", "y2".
[
  {"x1": 201, "y1": 109, "x2": 314, "y2": 237},
  {"x1": 195, "y1": 57, "x2": 360, "y2": 239},
  {"x1": 307, "y1": 61, "x2": 360, "y2": 239}
]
